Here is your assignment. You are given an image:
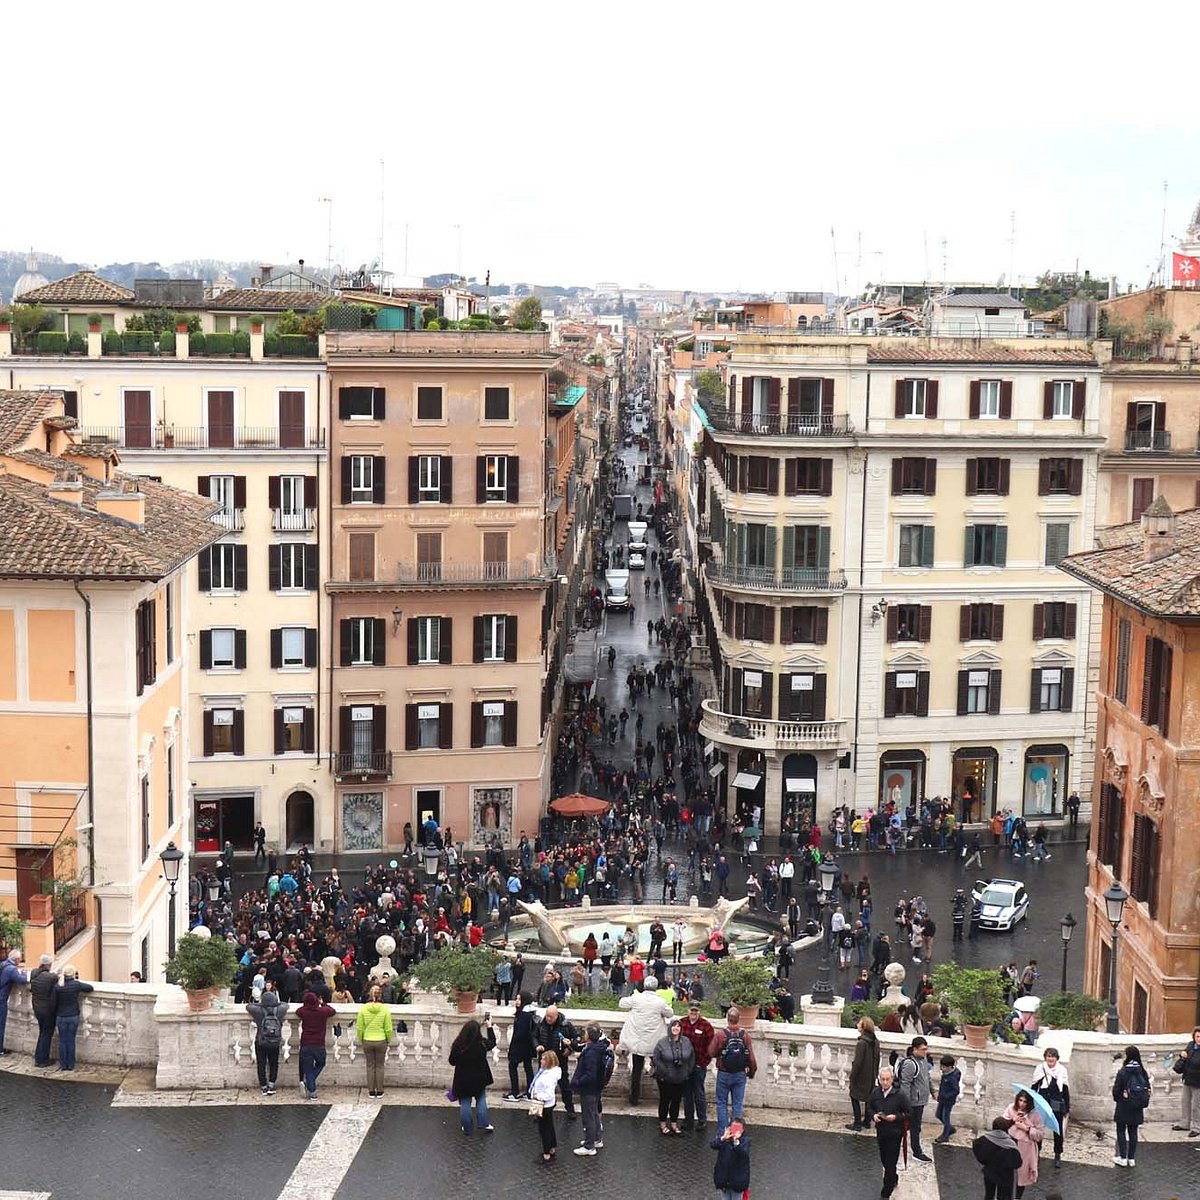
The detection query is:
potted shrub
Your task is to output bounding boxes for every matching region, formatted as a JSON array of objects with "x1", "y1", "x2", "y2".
[
  {"x1": 86, "y1": 314, "x2": 102, "y2": 333},
  {"x1": 932, "y1": 962, "x2": 1010, "y2": 1049},
  {"x1": 712, "y1": 955, "x2": 775, "y2": 1028},
  {"x1": 0, "y1": 310, "x2": 12, "y2": 332},
  {"x1": 413, "y1": 945, "x2": 498, "y2": 1014},
  {"x1": 164, "y1": 931, "x2": 238, "y2": 1012},
  {"x1": 248, "y1": 314, "x2": 265, "y2": 333},
  {"x1": 1038, "y1": 990, "x2": 1108, "y2": 1032}
]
